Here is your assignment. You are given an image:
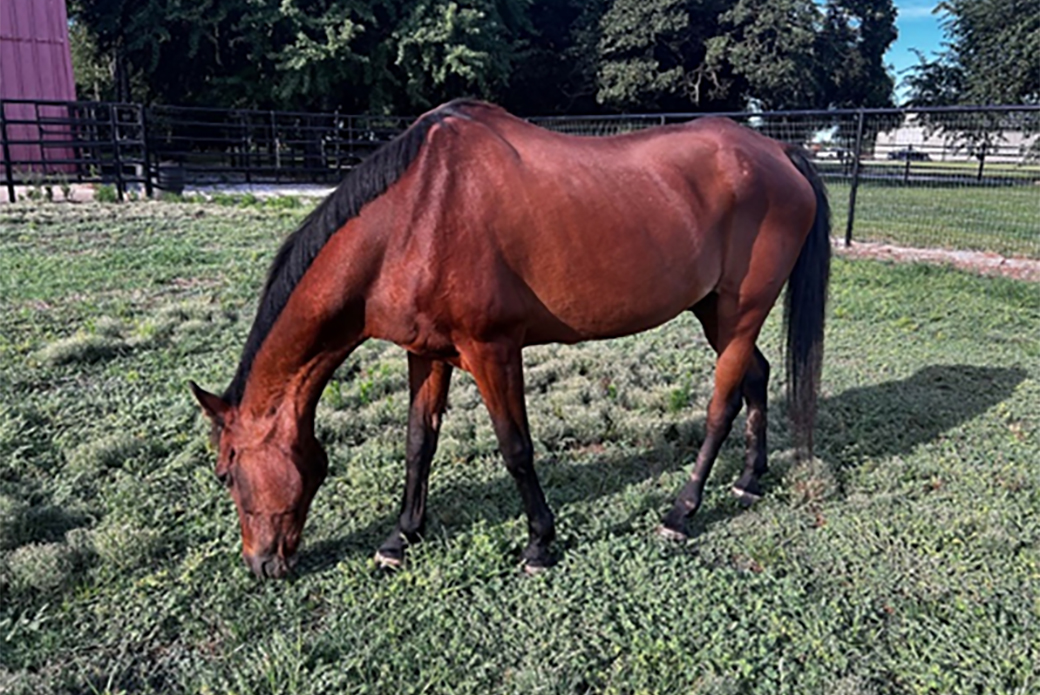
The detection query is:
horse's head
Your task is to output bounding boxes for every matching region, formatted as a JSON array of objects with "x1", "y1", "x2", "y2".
[{"x1": 190, "y1": 382, "x2": 328, "y2": 579}]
